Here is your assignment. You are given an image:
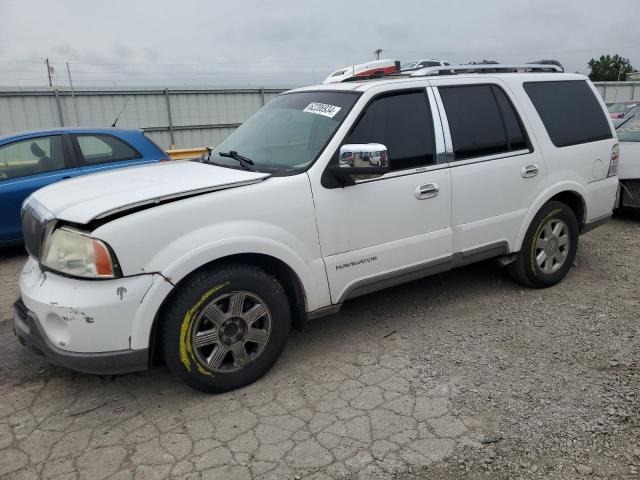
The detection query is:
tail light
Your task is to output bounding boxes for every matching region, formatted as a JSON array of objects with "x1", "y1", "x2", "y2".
[{"x1": 608, "y1": 143, "x2": 619, "y2": 177}]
